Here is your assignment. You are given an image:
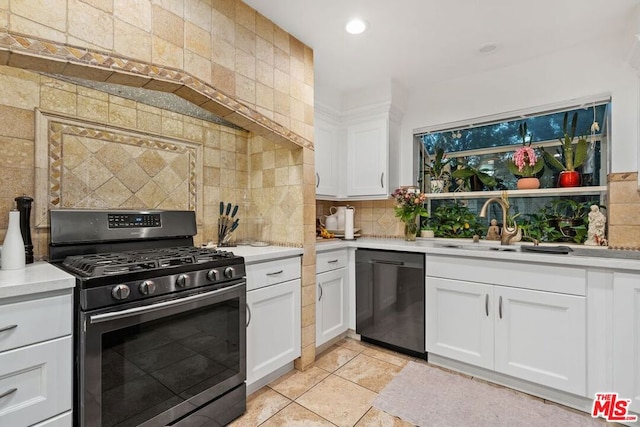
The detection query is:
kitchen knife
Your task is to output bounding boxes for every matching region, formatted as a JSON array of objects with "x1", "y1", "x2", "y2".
[{"x1": 231, "y1": 204, "x2": 238, "y2": 218}]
